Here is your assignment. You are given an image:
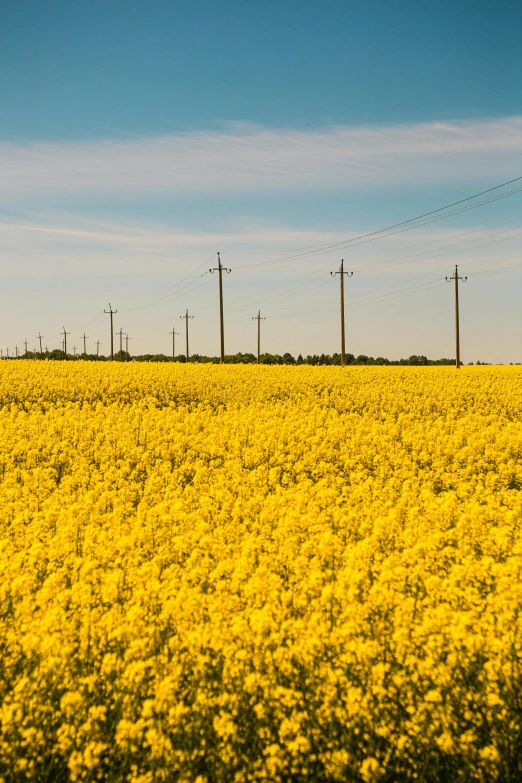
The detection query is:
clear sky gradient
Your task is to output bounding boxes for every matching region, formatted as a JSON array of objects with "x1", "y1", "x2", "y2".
[{"x1": 1, "y1": 0, "x2": 521, "y2": 361}]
